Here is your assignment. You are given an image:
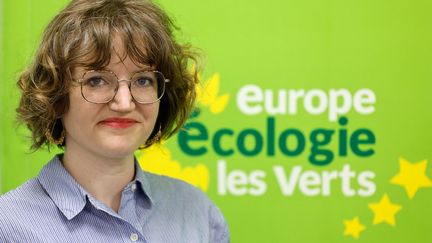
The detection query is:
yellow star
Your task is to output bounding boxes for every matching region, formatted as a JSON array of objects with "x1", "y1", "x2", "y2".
[
  {"x1": 390, "y1": 158, "x2": 432, "y2": 199},
  {"x1": 368, "y1": 194, "x2": 402, "y2": 226},
  {"x1": 344, "y1": 217, "x2": 366, "y2": 239}
]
